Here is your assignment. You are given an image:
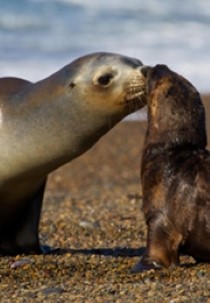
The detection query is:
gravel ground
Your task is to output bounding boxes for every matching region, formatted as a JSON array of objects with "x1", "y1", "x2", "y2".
[{"x1": 1, "y1": 97, "x2": 210, "y2": 303}]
